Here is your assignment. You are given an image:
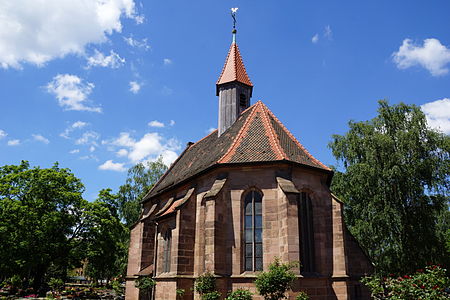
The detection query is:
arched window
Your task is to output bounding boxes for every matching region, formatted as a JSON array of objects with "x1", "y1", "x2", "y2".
[
  {"x1": 298, "y1": 192, "x2": 315, "y2": 273},
  {"x1": 244, "y1": 190, "x2": 263, "y2": 271},
  {"x1": 162, "y1": 230, "x2": 172, "y2": 273}
]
